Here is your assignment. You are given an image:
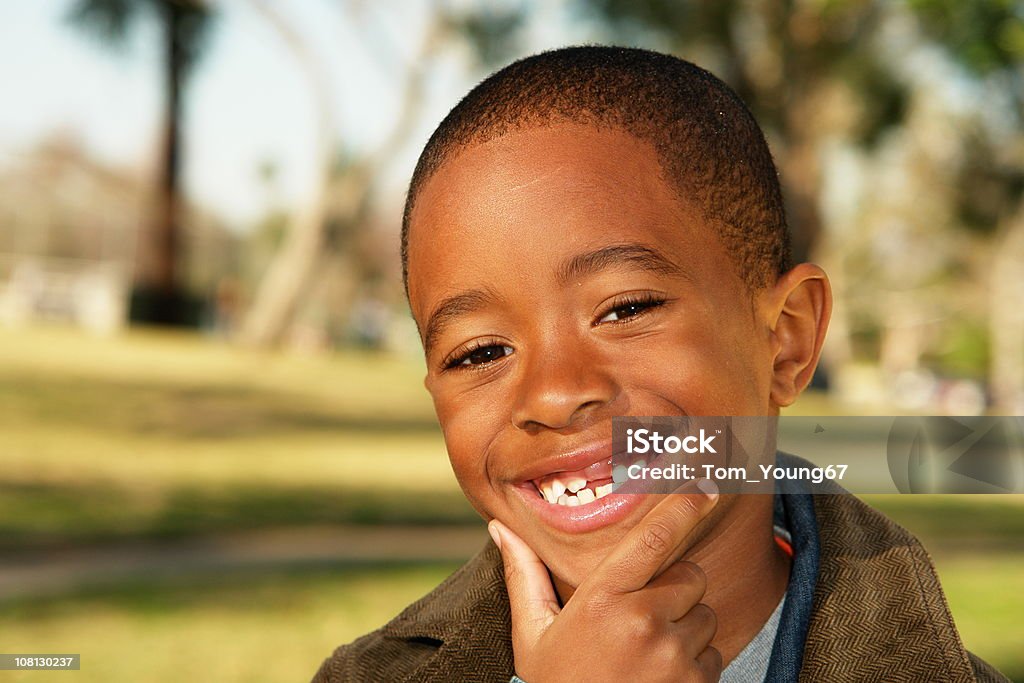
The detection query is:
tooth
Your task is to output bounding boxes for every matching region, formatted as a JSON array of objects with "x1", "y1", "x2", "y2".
[
  {"x1": 566, "y1": 477, "x2": 587, "y2": 493},
  {"x1": 577, "y1": 488, "x2": 595, "y2": 504},
  {"x1": 613, "y1": 465, "x2": 628, "y2": 483},
  {"x1": 540, "y1": 484, "x2": 556, "y2": 503},
  {"x1": 557, "y1": 494, "x2": 569, "y2": 506},
  {"x1": 566, "y1": 495, "x2": 580, "y2": 507},
  {"x1": 637, "y1": 459, "x2": 647, "y2": 470},
  {"x1": 551, "y1": 480, "x2": 567, "y2": 499},
  {"x1": 595, "y1": 483, "x2": 613, "y2": 499}
]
